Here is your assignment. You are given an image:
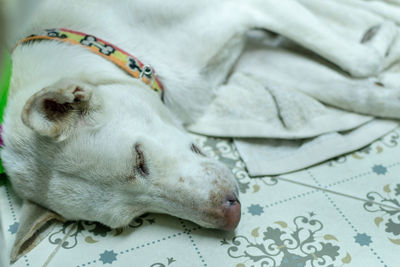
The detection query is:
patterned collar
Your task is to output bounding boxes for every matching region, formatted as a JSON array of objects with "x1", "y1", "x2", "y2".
[{"x1": 15, "y1": 28, "x2": 164, "y2": 98}]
